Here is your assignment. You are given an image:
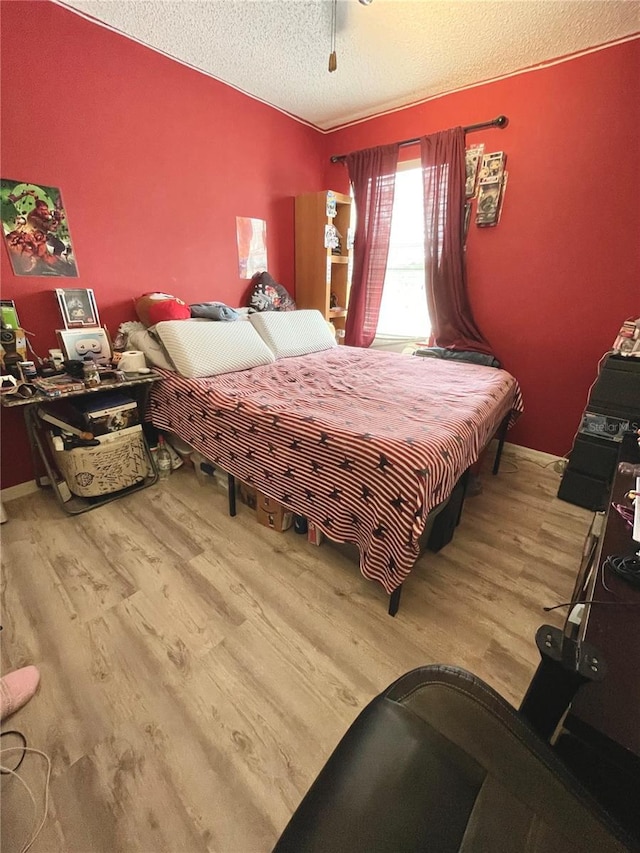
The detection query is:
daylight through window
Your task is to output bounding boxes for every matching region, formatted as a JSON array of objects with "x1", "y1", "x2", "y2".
[{"x1": 376, "y1": 164, "x2": 431, "y2": 340}]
